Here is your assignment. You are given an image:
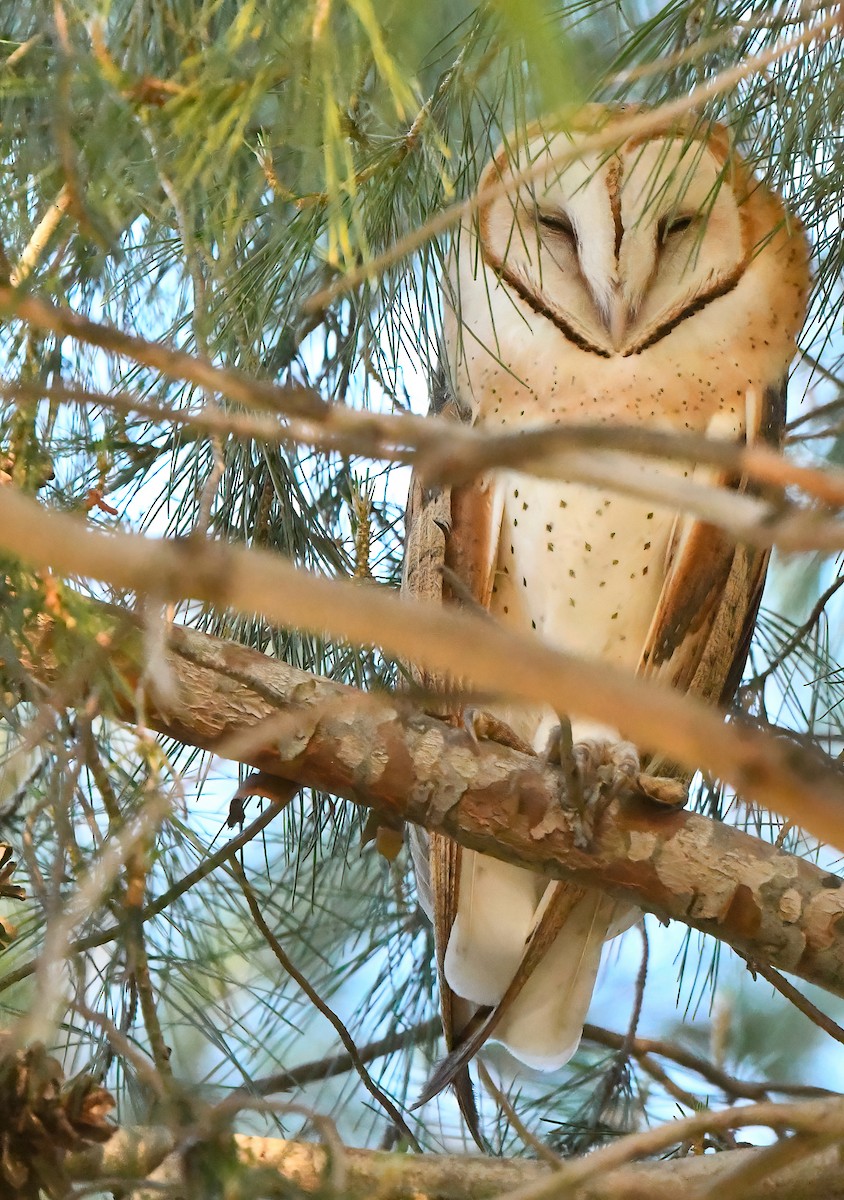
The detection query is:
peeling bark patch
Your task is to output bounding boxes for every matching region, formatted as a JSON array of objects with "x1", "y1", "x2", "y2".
[
  {"x1": 322, "y1": 716, "x2": 376, "y2": 777},
  {"x1": 529, "y1": 806, "x2": 569, "y2": 840},
  {"x1": 427, "y1": 743, "x2": 480, "y2": 822},
  {"x1": 627, "y1": 831, "x2": 658, "y2": 862},
  {"x1": 413, "y1": 727, "x2": 450, "y2": 776},
  {"x1": 601, "y1": 857, "x2": 675, "y2": 912},
  {"x1": 275, "y1": 713, "x2": 321, "y2": 760},
  {"x1": 464, "y1": 775, "x2": 531, "y2": 833},
  {"x1": 620, "y1": 798, "x2": 688, "y2": 835},
  {"x1": 722, "y1": 884, "x2": 762, "y2": 942},
  {"x1": 515, "y1": 772, "x2": 559, "y2": 827},
  {"x1": 778, "y1": 888, "x2": 803, "y2": 924},
  {"x1": 652, "y1": 824, "x2": 725, "y2": 915},
  {"x1": 803, "y1": 892, "x2": 844, "y2": 953},
  {"x1": 366, "y1": 717, "x2": 417, "y2": 802}
]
